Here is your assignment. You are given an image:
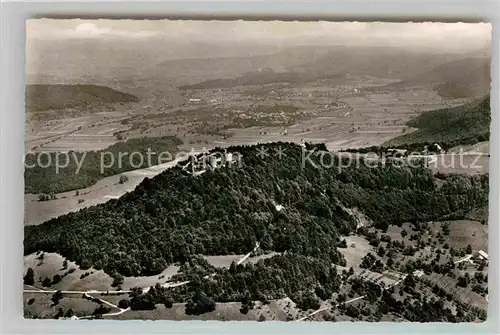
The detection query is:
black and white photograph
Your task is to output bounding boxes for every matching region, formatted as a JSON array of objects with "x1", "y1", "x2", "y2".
[{"x1": 23, "y1": 19, "x2": 491, "y2": 322}]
